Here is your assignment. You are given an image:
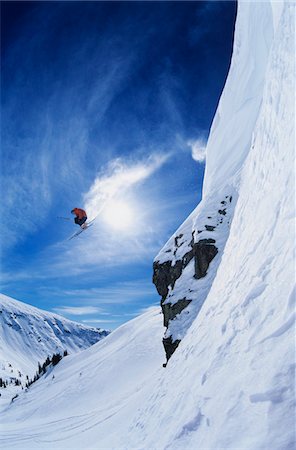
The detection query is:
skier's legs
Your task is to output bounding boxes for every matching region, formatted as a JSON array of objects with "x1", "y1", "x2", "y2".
[{"x1": 75, "y1": 216, "x2": 87, "y2": 226}]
